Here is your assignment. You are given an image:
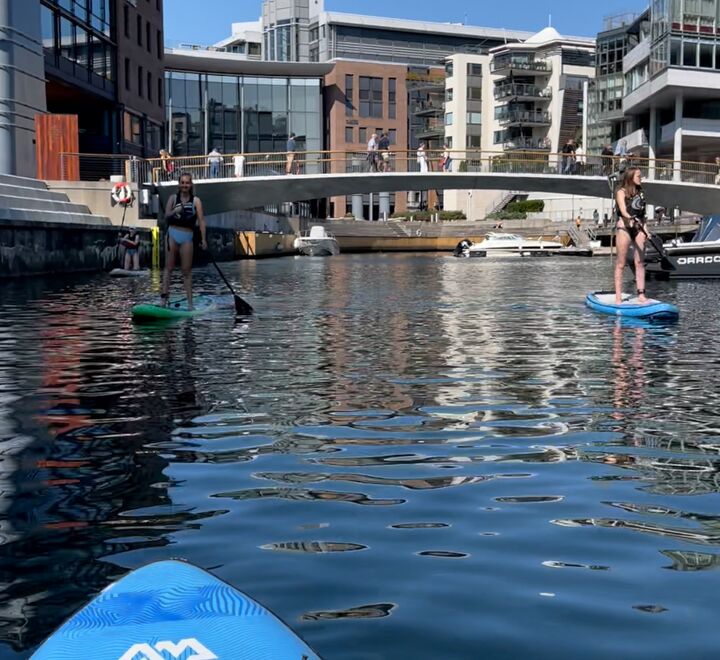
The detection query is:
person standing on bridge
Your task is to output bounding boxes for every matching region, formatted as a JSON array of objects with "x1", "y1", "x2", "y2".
[
  {"x1": 367, "y1": 133, "x2": 379, "y2": 172},
  {"x1": 417, "y1": 142, "x2": 429, "y2": 173},
  {"x1": 378, "y1": 132, "x2": 390, "y2": 172},
  {"x1": 286, "y1": 133, "x2": 297, "y2": 175},
  {"x1": 162, "y1": 172, "x2": 207, "y2": 311},
  {"x1": 614, "y1": 167, "x2": 648, "y2": 304},
  {"x1": 208, "y1": 147, "x2": 223, "y2": 178}
]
